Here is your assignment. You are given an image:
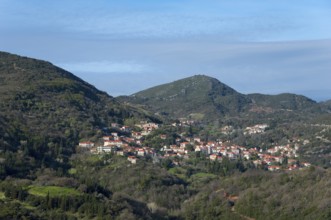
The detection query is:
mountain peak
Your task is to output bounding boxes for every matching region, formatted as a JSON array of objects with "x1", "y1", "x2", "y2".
[
  {"x1": 133, "y1": 74, "x2": 237, "y2": 98},
  {"x1": 121, "y1": 75, "x2": 250, "y2": 120}
]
